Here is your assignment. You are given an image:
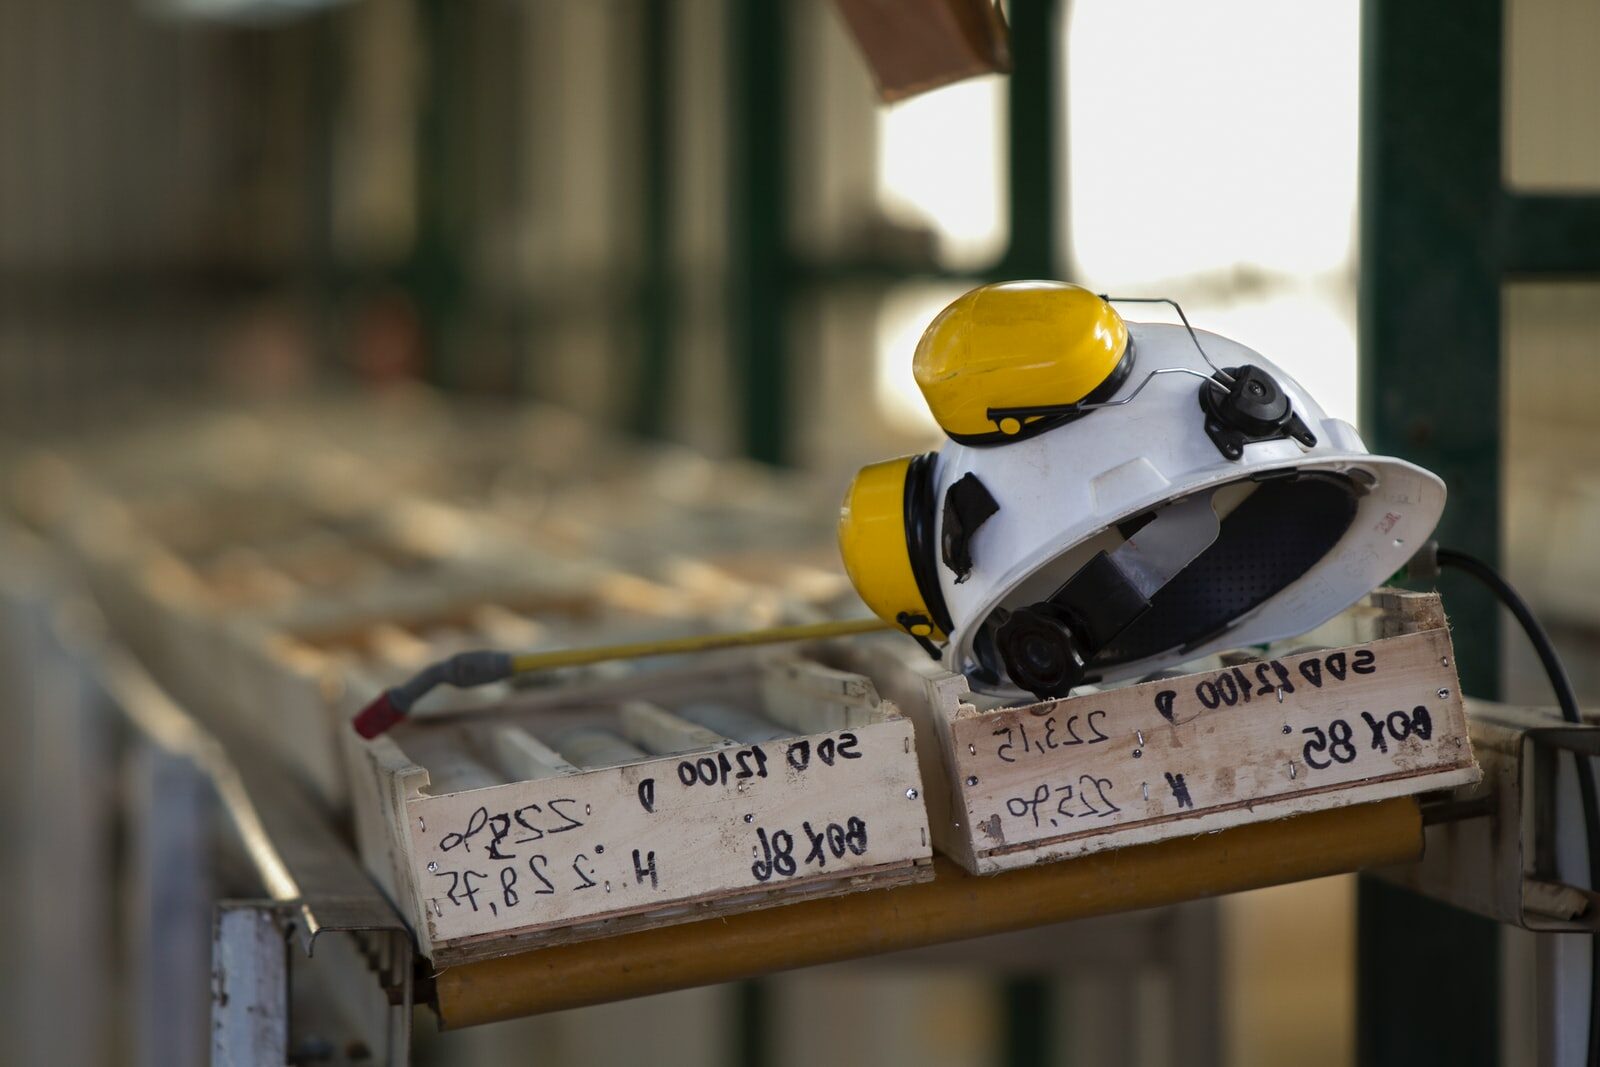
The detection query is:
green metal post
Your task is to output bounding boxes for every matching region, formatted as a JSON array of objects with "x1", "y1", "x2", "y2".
[
  {"x1": 1000, "y1": 5, "x2": 1061, "y2": 1064},
  {"x1": 411, "y1": 0, "x2": 468, "y2": 389},
  {"x1": 727, "y1": 0, "x2": 789, "y2": 465},
  {"x1": 1357, "y1": 1, "x2": 1503, "y2": 1063},
  {"x1": 1000, "y1": 0, "x2": 1059, "y2": 280},
  {"x1": 633, "y1": 0, "x2": 676, "y2": 439}
]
